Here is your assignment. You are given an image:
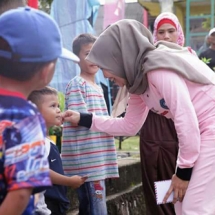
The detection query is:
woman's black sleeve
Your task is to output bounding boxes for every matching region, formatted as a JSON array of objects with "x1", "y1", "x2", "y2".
[{"x1": 78, "y1": 112, "x2": 93, "y2": 128}]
